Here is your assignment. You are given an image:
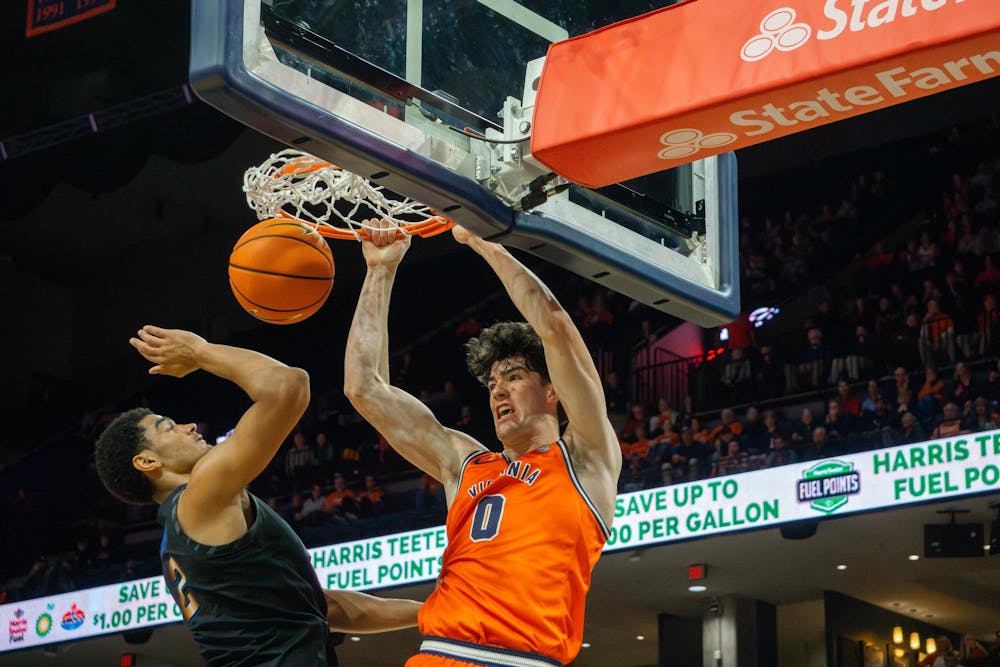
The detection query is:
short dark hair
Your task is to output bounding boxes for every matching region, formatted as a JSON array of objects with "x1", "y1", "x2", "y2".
[
  {"x1": 465, "y1": 321, "x2": 549, "y2": 387},
  {"x1": 95, "y1": 407, "x2": 156, "y2": 505}
]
